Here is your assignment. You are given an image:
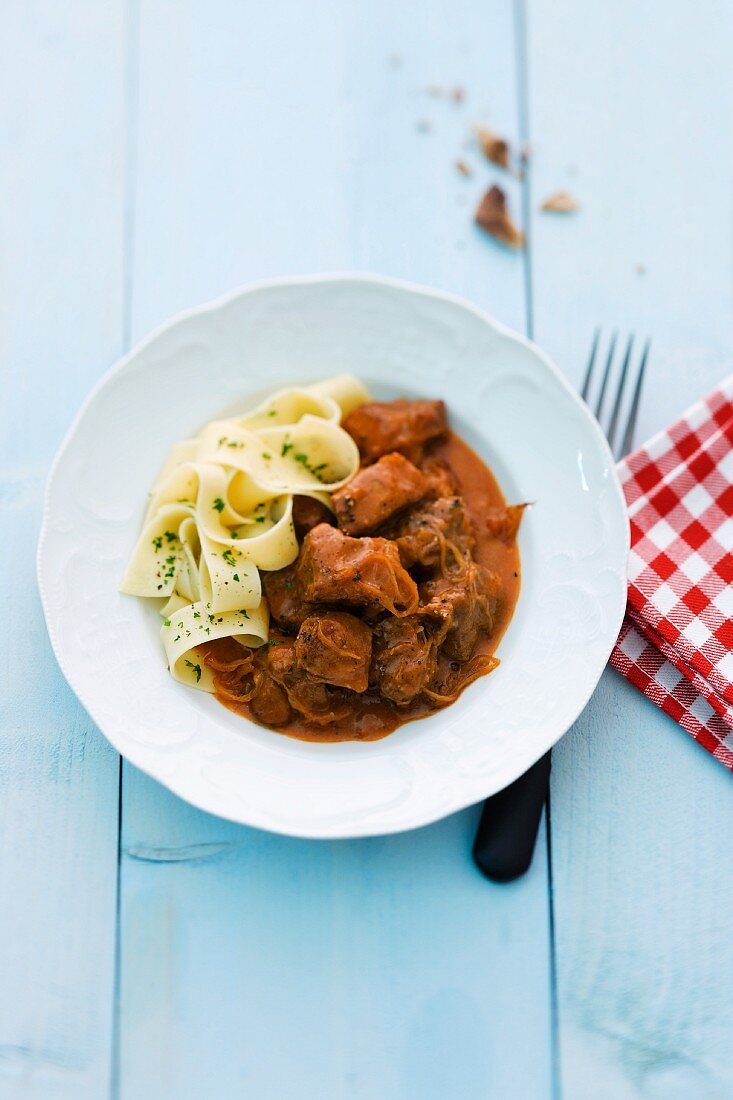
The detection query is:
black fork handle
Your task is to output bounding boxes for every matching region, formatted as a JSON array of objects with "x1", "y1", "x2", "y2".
[{"x1": 472, "y1": 751, "x2": 551, "y2": 882}]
